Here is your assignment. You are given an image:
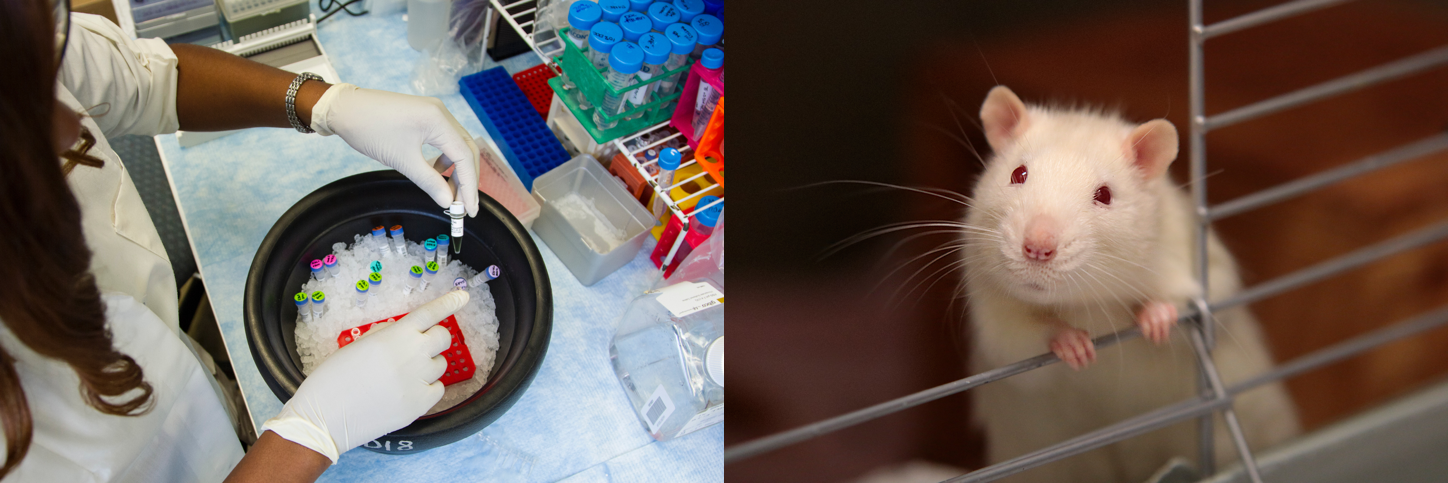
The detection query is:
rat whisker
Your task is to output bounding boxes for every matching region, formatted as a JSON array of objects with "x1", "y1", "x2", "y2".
[{"x1": 788, "y1": 180, "x2": 976, "y2": 207}]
